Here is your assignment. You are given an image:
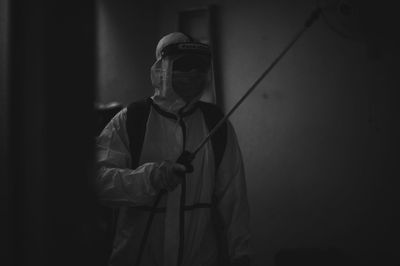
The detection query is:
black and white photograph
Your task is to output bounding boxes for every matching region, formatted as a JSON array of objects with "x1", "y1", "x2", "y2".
[{"x1": 1, "y1": 0, "x2": 399, "y2": 266}]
